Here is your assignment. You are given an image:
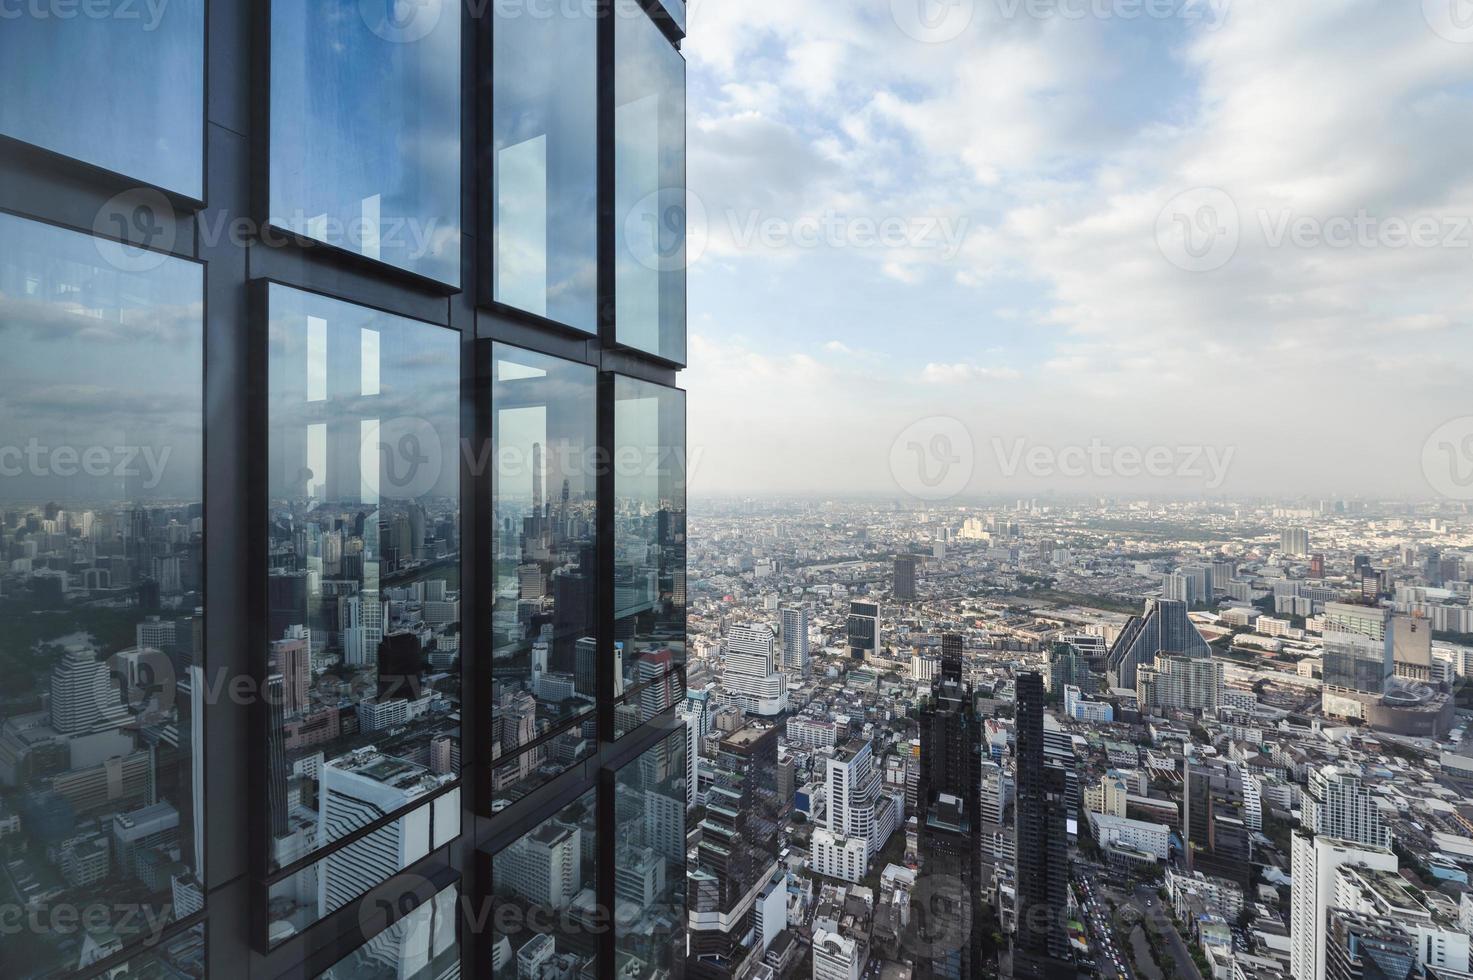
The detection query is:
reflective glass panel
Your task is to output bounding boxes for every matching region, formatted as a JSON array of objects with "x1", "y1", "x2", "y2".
[
  {"x1": 488, "y1": 788, "x2": 597, "y2": 977},
  {"x1": 614, "y1": 2, "x2": 687, "y2": 363},
  {"x1": 267, "y1": 788, "x2": 461, "y2": 948},
  {"x1": 613, "y1": 376, "x2": 686, "y2": 731},
  {"x1": 0, "y1": 1, "x2": 204, "y2": 198},
  {"x1": 487, "y1": 719, "x2": 595, "y2": 814},
  {"x1": 0, "y1": 213, "x2": 203, "y2": 978},
  {"x1": 264, "y1": 284, "x2": 461, "y2": 878},
  {"x1": 492, "y1": 2, "x2": 598, "y2": 331},
  {"x1": 270, "y1": 0, "x2": 462, "y2": 285},
  {"x1": 614, "y1": 729, "x2": 687, "y2": 976},
  {"x1": 490, "y1": 345, "x2": 597, "y2": 764},
  {"x1": 317, "y1": 883, "x2": 459, "y2": 980}
]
